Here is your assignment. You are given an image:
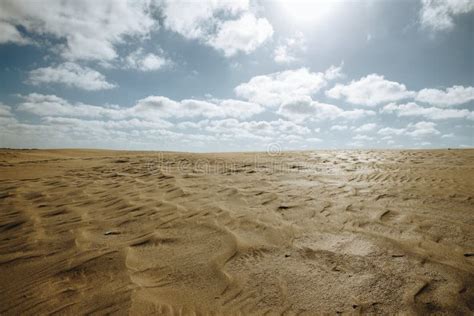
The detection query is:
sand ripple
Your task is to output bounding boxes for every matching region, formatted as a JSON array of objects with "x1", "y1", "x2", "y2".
[{"x1": 0, "y1": 149, "x2": 473, "y2": 314}]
